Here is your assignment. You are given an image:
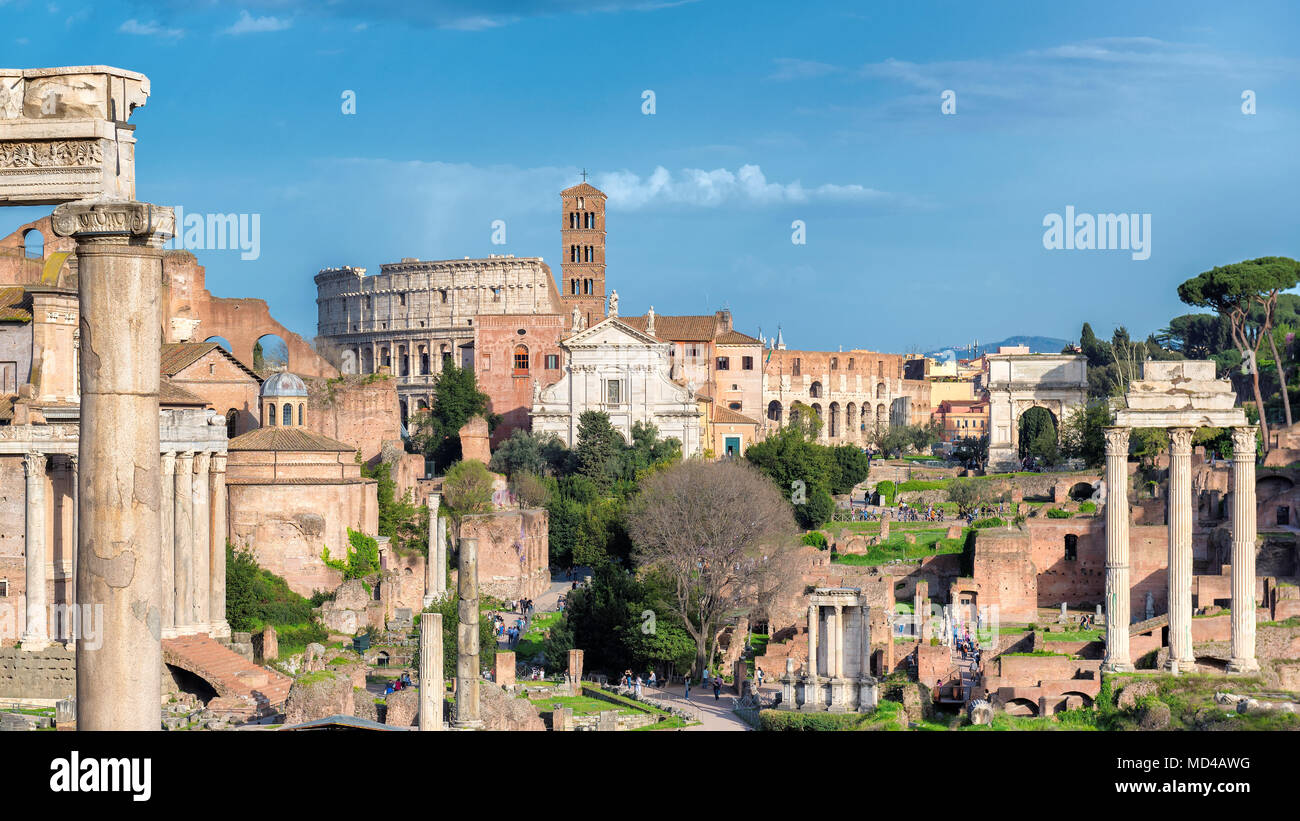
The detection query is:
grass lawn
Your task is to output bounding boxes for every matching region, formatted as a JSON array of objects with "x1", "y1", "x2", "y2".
[
  {"x1": 833, "y1": 529, "x2": 966, "y2": 565},
  {"x1": 513, "y1": 610, "x2": 562, "y2": 663},
  {"x1": 530, "y1": 695, "x2": 639, "y2": 716}
]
